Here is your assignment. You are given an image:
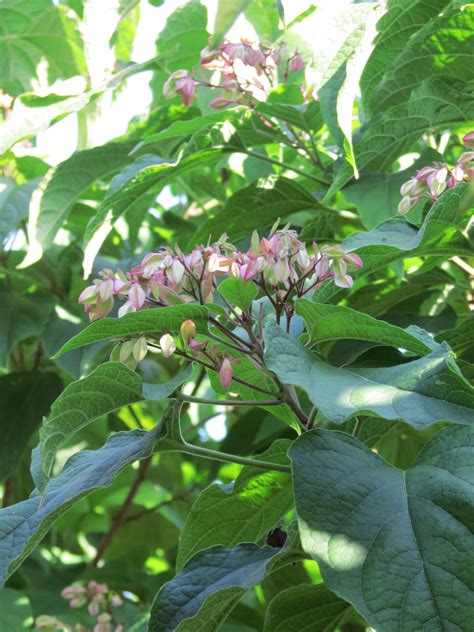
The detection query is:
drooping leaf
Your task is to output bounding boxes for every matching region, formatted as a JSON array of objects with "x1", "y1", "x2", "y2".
[
  {"x1": 264, "y1": 323, "x2": 474, "y2": 428},
  {"x1": 53, "y1": 305, "x2": 211, "y2": 358},
  {"x1": 176, "y1": 440, "x2": 292, "y2": 570},
  {"x1": 295, "y1": 300, "x2": 433, "y2": 357},
  {"x1": 38, "y1": 362, "x2": 193, "y2": 479},
  {"x1": 0, "y1": 371, "x2": 63, "y2": 482},
  {"x1": 149, "y1": 533, "x2": 303, "y2": 632},
  {"x1": 289, "y1": 425, "x2": 474, "y2": 631},
  {"x1": 0, "y1": 405, "x2": 184, "y2": 586},
  {"x1": 263, "y1": 584, "x2": 351, "y2": 632},
  {"x1": 22, "y1": 142, "x2": 135, "y2": 266},
  {"x1": 319, "y1": 3, "x2": 383, "y2": 173},
  {"x1": 209, "y1": 0, "x2": 251, "y2": 47}
]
